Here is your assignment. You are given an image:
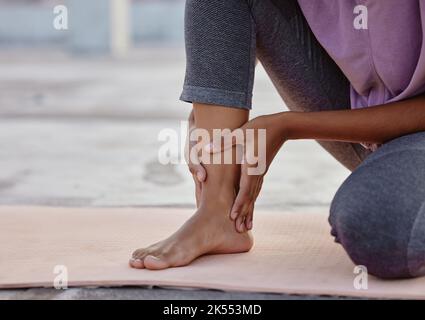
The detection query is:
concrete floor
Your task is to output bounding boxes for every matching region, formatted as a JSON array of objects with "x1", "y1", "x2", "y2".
[
  {"x1": 1, "y1": 287, "x2": 340, "y2": 300},
  {"x1": 0, "y1": 47, "x2": 350, "y2": 300}
]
